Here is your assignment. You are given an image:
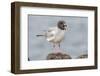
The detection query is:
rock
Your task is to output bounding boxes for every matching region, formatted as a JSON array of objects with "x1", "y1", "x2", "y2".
[
  {"x1": 47, "y1": 52, "x2": 72, "y2": 60},
  {"x1": 77, "y1": 54, "x2": 88, "y2": 59}
]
